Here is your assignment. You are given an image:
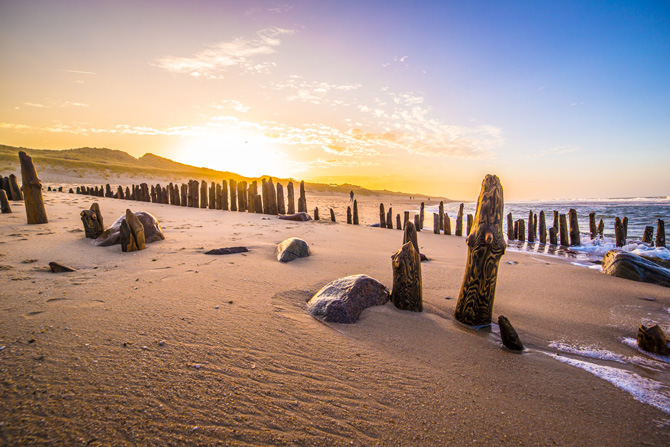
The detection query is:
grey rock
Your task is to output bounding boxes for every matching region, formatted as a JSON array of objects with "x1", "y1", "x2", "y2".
[
  {"x1": 276, "y1": 237, "x2": 310, "y2": 262},
  {"x1": 307, "y1": 274, "x2": 389, "y2": 323},
  {"x1": 602, "y1": 250, "x2": 670, "y2": 288}
]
